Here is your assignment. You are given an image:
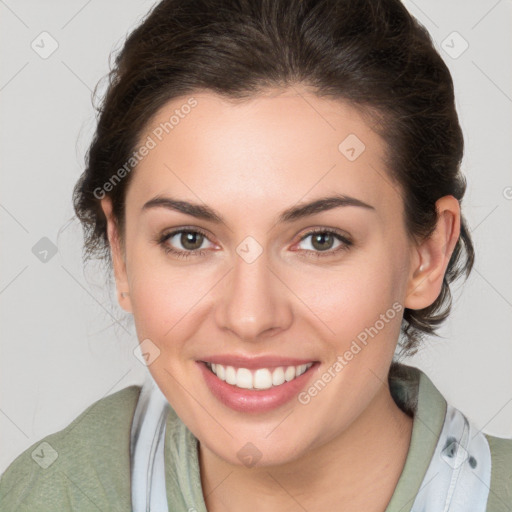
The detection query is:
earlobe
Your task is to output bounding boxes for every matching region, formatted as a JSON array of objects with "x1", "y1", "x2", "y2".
[
  {"x1": 404, "y1": 196, "x2": 461, "y2": 310},
  {"x1": 100, "y1": 197, "x2": 133, "y2": 313}
]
